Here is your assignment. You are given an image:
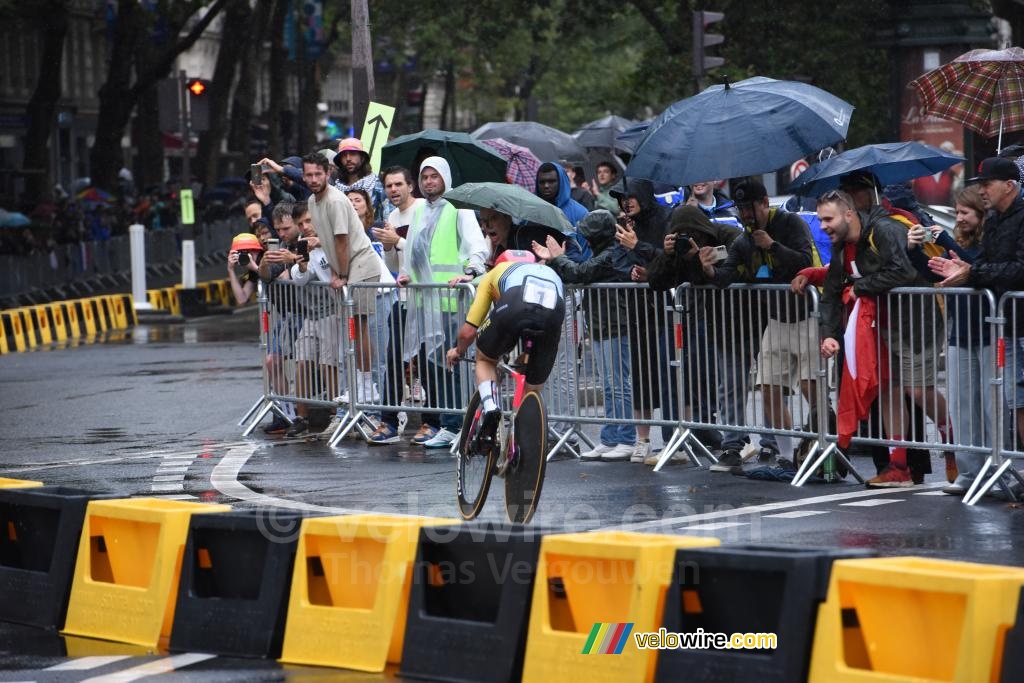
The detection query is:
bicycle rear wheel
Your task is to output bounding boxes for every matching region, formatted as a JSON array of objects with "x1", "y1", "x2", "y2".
[
  {"x1": 456, "y1": 391, "x2": 497, "y2": 520},
  {"x1": 504, "y1": 391, "x2": 547, "y2": 524}
]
